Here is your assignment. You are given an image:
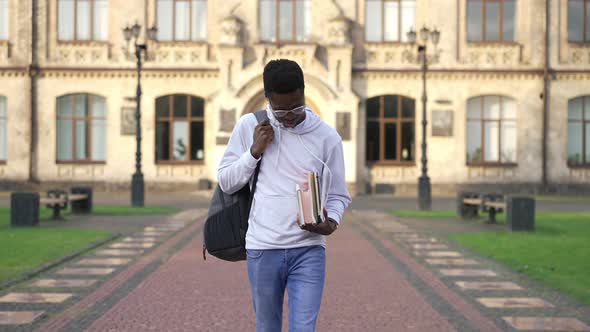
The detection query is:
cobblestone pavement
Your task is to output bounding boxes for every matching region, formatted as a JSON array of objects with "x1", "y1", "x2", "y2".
[{"x1": 1, "y1": 194, "x2": 589, "y2": 331}]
